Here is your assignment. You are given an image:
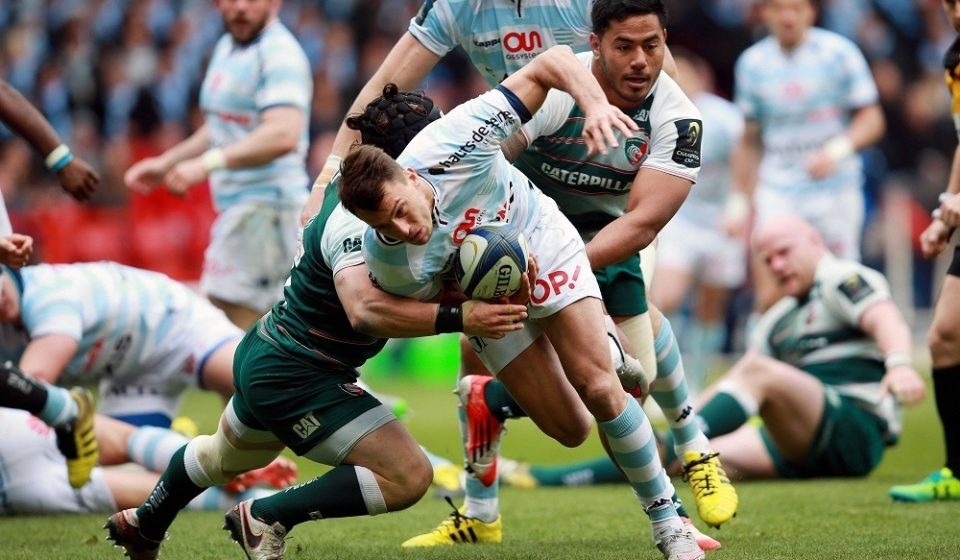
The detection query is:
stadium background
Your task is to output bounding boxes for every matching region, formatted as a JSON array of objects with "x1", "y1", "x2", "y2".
[{"x1": 0, "y1": 0, "x2": 955, "y2": 384}]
